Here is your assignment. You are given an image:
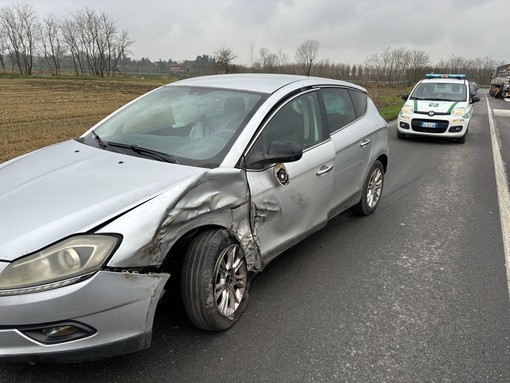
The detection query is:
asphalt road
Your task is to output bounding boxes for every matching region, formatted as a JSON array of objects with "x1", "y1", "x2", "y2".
[{"x1": 2, "y1": 90, "x2": 510, "y2": 383}]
